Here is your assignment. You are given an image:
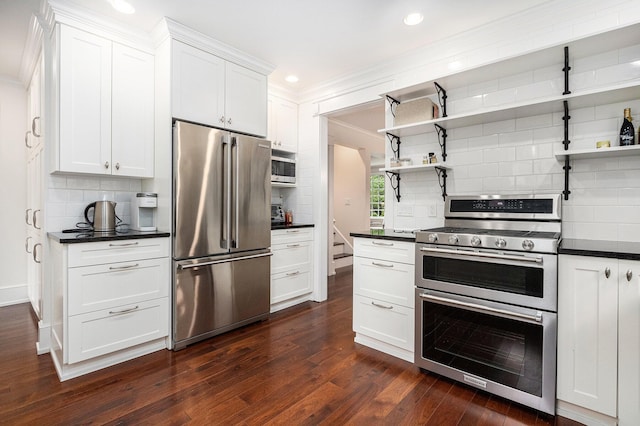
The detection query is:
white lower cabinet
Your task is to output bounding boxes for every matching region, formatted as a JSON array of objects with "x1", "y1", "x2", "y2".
[
  {"x1": 50, "y1": 237, "x2": 170, "y2": 381},
  {"x1": 557, "y1": 254, "x2": 640, "y2": 426},
  {"x1": 270, "y1": 228, "x2": 314, "y2": 312},
  {"x1": 352, "y1": 237, "x2": 415, "y2": 362}
]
